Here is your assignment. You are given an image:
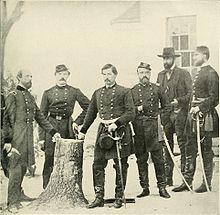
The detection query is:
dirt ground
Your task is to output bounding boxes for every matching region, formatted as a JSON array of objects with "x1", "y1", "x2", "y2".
[
  {"x1": 0, "y1": 140, "x2": 219, "y2": 215},
  {"x1": 0, "y1": 128, "x2": 219, "y2": 215}
]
